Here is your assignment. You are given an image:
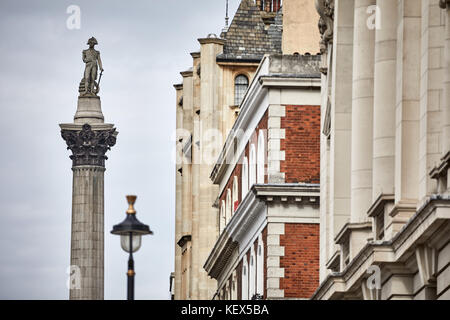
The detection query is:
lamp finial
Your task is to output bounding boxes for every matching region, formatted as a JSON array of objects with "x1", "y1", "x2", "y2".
[{"x1": 126, "y1": 195, "x2": 137, "y2": 214}]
